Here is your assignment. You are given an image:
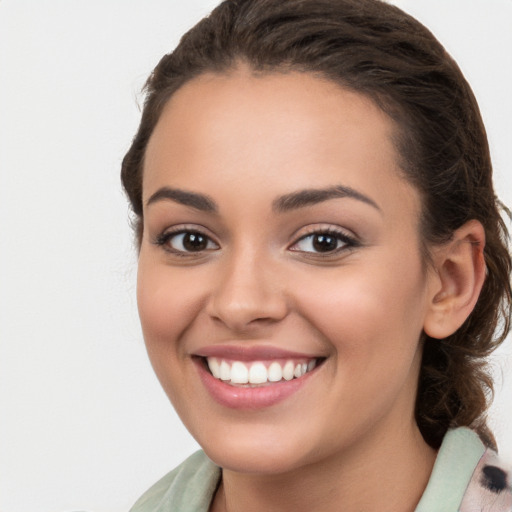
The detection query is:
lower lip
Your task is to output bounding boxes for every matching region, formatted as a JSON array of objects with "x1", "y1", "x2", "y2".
[{"x1": 195, "y1": 359, "x2": 317, "y2": 410}]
